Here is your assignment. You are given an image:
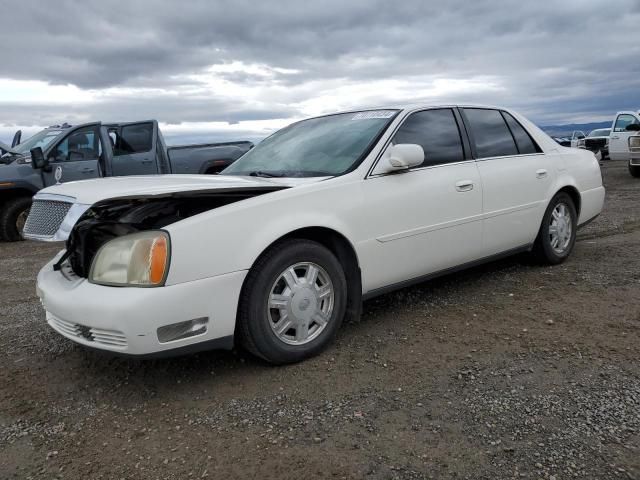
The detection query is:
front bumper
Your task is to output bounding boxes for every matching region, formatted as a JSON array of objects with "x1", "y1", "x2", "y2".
[{"x1": 36, "y1": 253, "x2": 247, "y2": 356}]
